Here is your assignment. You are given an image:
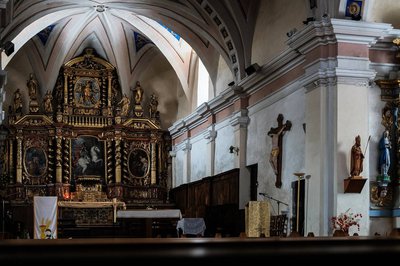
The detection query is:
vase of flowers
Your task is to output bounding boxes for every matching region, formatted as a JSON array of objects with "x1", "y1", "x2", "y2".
[{"x1": 331, "y1": 208, "x2": 362, "y2": 236}]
